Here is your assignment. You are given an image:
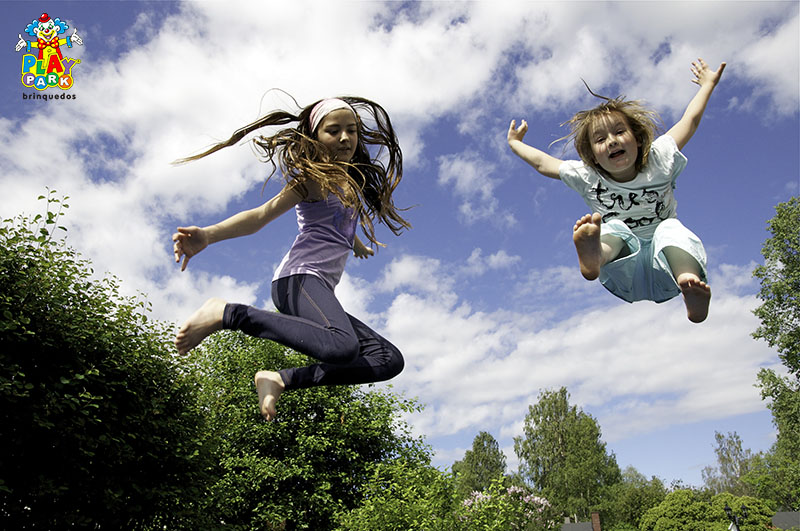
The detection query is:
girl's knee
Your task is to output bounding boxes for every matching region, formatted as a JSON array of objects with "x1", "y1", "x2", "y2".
[
  {"x1": 384, "y1": 346, "x2": 404, "y2": 379},
  {"x1": 391, "y1": 351, "x2": 404, "y2": 378}
]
